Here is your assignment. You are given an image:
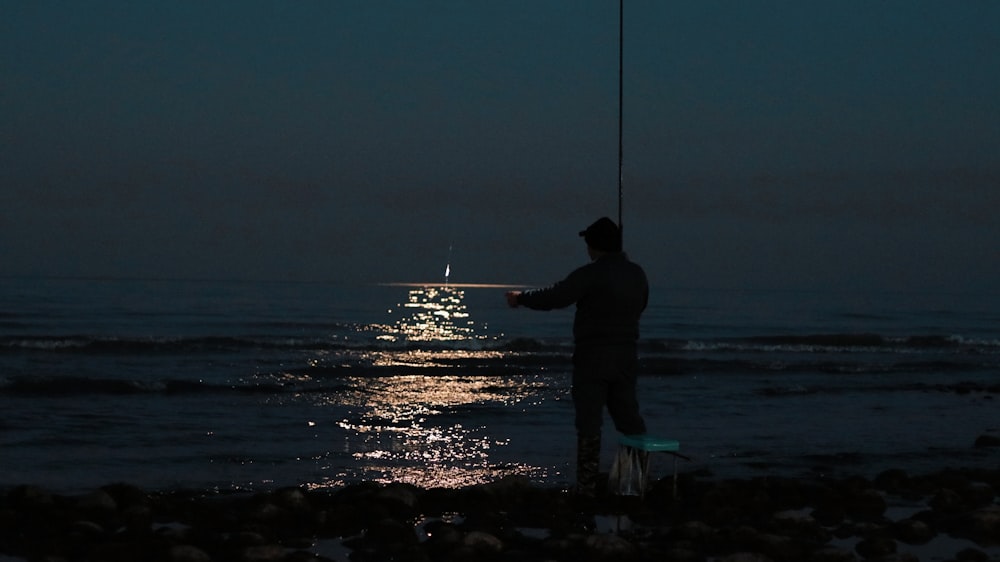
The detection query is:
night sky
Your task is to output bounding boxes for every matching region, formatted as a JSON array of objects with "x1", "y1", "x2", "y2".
[{"x1": 3, "y1": 1, "x2": 998, "y2": 293}]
